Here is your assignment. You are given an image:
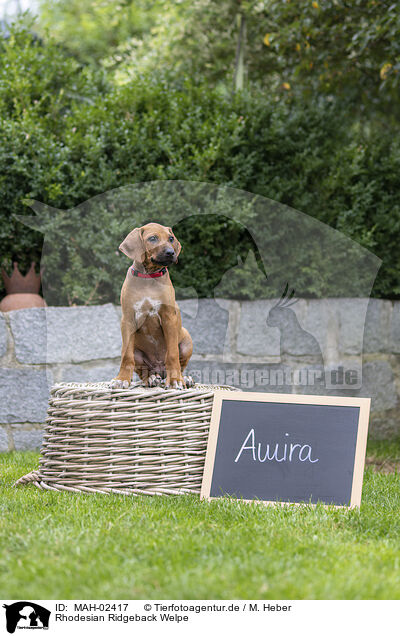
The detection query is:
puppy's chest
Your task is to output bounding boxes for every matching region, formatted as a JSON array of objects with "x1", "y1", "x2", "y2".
[{"x1": 133, "y1": 297, "x2": 162, "y2": 324}]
